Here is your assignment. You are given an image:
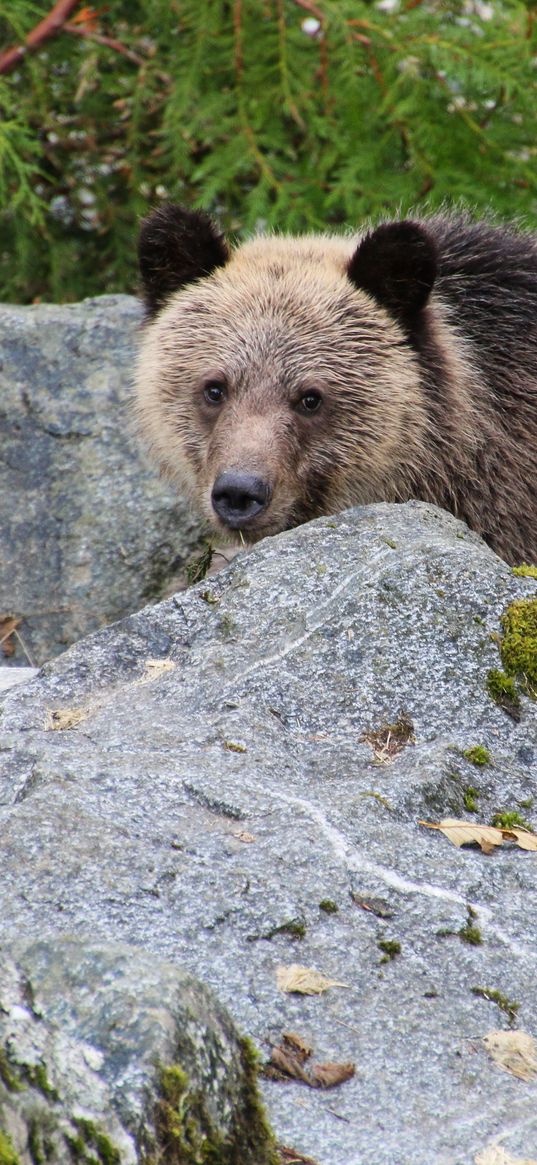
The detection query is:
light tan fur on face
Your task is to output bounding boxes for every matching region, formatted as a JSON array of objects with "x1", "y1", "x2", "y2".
[
  {"x1": 135, "y1": 209, "x2": 537, "y2": 563},
  {"x1": 135, "y1": 233, "x2": 445, "y2": 540}
]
